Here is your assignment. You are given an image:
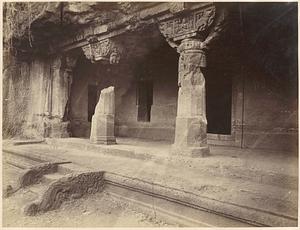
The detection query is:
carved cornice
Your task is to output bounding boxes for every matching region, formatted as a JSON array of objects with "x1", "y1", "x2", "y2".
[
  {"x1": 159, "y1": 5, "x2": 216, "y2": 42},
  {"x1": 81, "y1": 37, "x2": 123, "y2": 64}
]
